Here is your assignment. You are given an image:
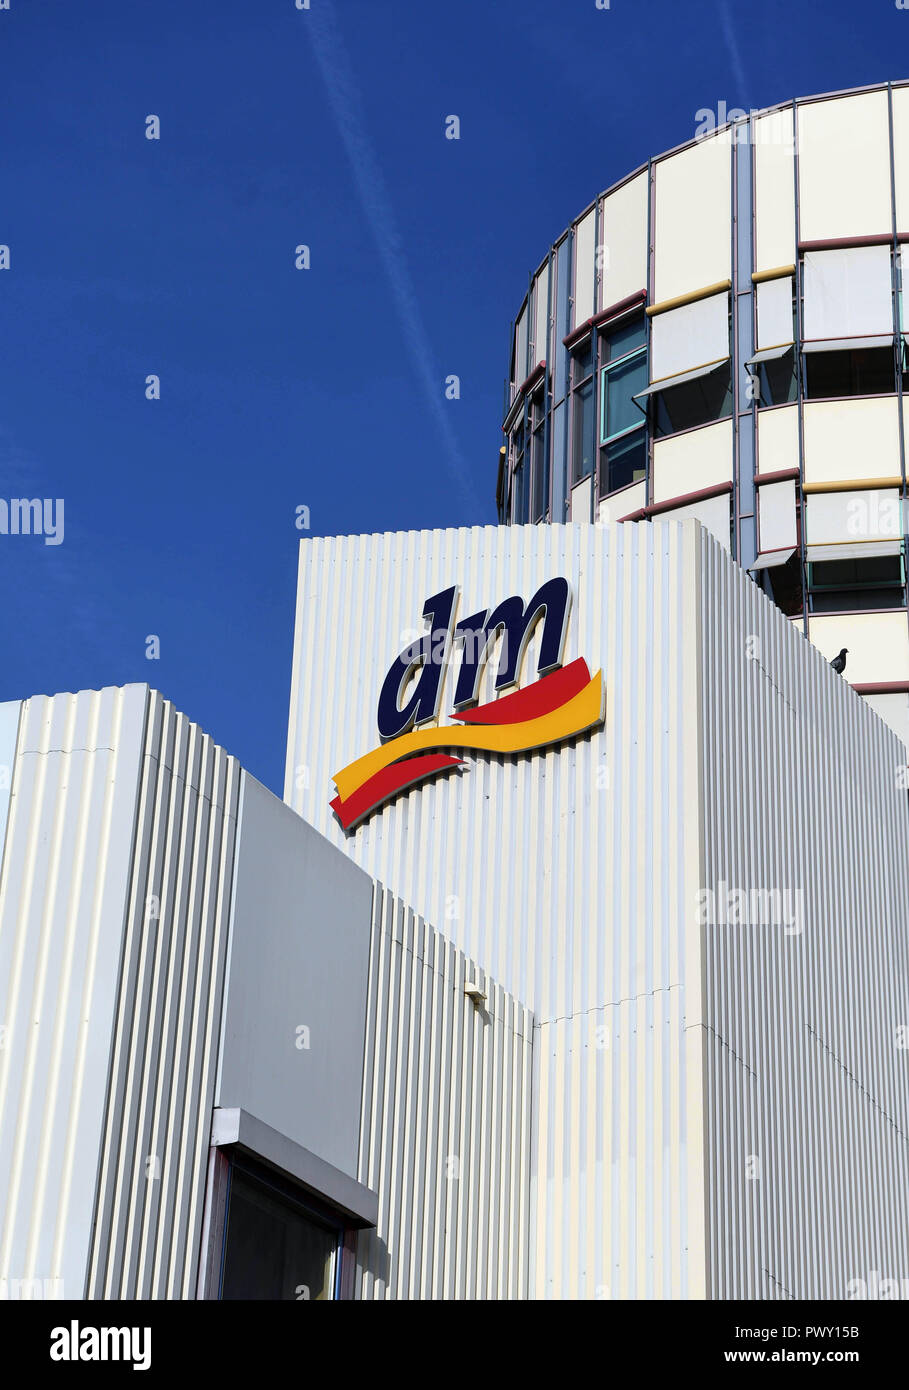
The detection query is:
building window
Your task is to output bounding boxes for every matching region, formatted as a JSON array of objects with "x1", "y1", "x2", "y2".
[
  {"x1": 803, "y1": 346, "x2": 895, "y2": 399},
  {"x1": 219, "y1": 1159, "x2": 346, "y2": 1301},
  {"x1": 569, "y1": 337, "x2": 595, "y2": 486},
  {"x1": 807, "y1": 549, "x2": 905, "y2": 613},
  {"x1": 598, "y1": 316, "x2": 647, "y2": 495},
  {"x1": 653, "y1": 363, "x2": 733, "y2": 438},
  {"x1": 764, "y1": 550, "x2": 804, "y2": 617},
  {"x1": 530, "y1": 389, "x2": 547, "y2": 522},
  {"x1": 511, "y1": 422, "x2": 528, "y2": 524},
  {"x1": 756, "y1": 349, "x2": 798, "y2": 406}
]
